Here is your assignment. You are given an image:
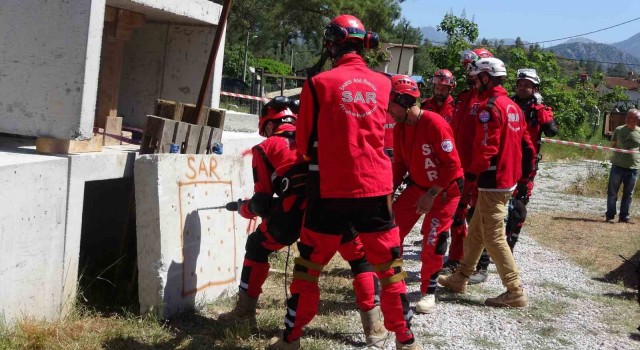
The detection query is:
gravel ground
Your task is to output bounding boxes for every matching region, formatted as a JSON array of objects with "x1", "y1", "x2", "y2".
[{"x1": 349, "y1": 161, "x2": 639, "y2": 350}]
